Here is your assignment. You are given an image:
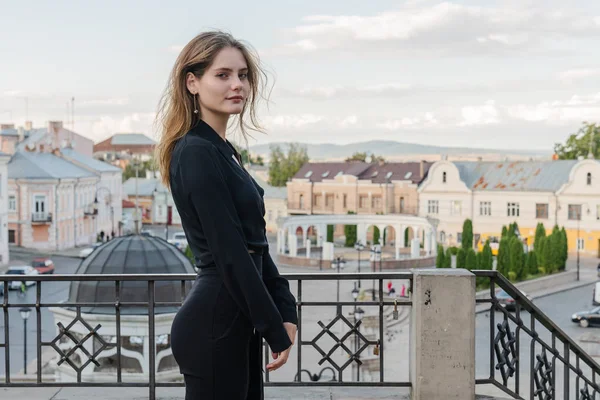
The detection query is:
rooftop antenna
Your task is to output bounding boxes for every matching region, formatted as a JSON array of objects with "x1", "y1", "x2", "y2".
[
  {"x1": 71, "y1": 97, "x2": 75, "y2": 142},
  {"x1": 587, "y1": 128, "x2": 595, "y2": 159}
]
